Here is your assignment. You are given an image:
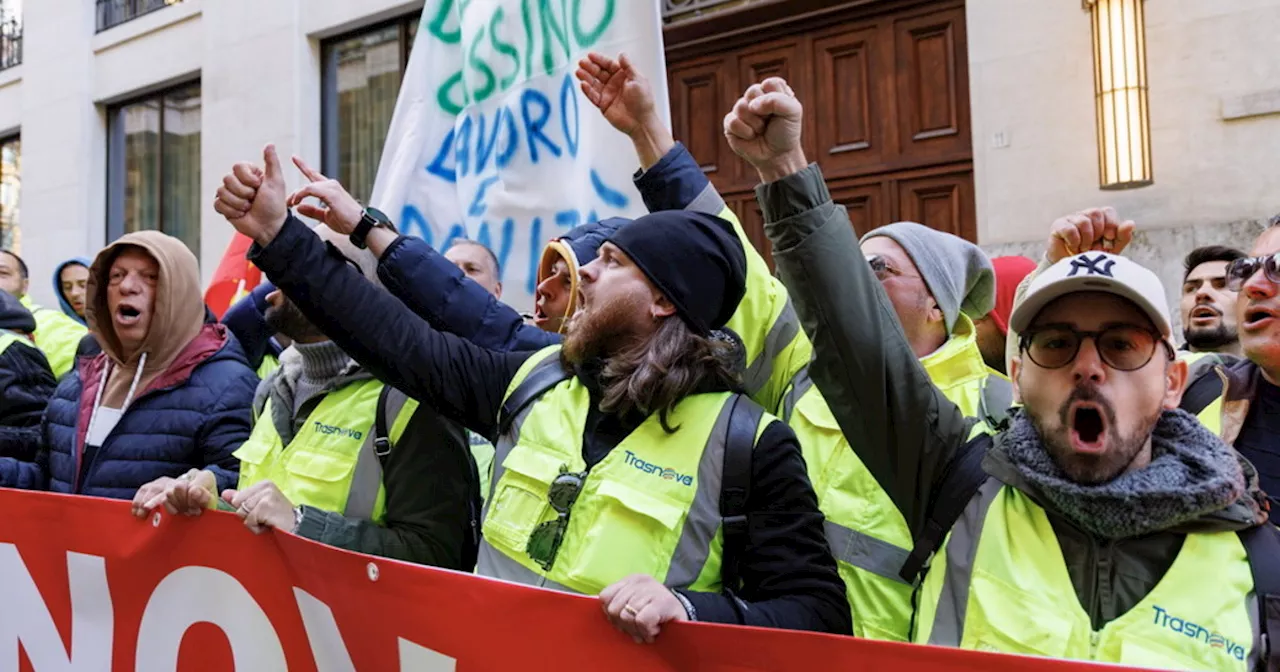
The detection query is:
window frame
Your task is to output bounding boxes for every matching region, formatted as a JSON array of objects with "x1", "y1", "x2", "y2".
[
  {"x1": 104, "y1": 79, "x2": 202, "y2": 252},
  {"x1": 319, "y1": 12, "x2": 421, "y2": 198}
]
